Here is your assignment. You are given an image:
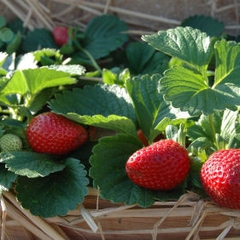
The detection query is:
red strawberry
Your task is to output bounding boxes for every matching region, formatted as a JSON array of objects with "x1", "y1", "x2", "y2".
[
  {"x1": 26, "y1": 112, "x2": 88, "y2": 155},
  {"x1": 53, "y1": 26, "x2": 69, "y2": 46},
  {"x1": 200, "y1": 149, "x2": 240, "y2": 209},
  {"x1": 125, "y1": 139, "x2": 190, "y2": 190}
]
